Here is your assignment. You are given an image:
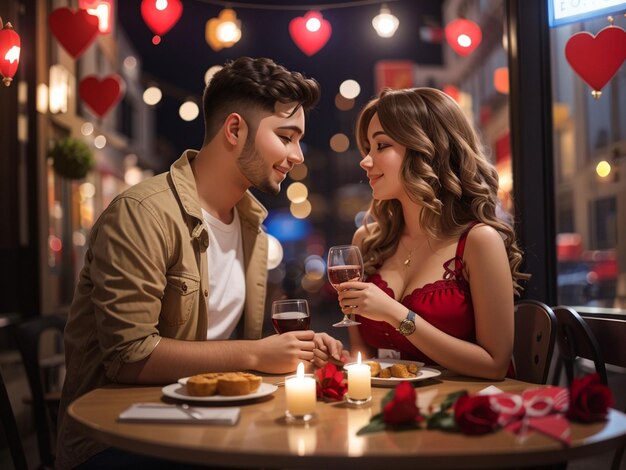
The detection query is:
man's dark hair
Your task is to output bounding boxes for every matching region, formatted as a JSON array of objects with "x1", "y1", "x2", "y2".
[{"x1": 202, "y1": 57, "x2": 320, "y2": 144}]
